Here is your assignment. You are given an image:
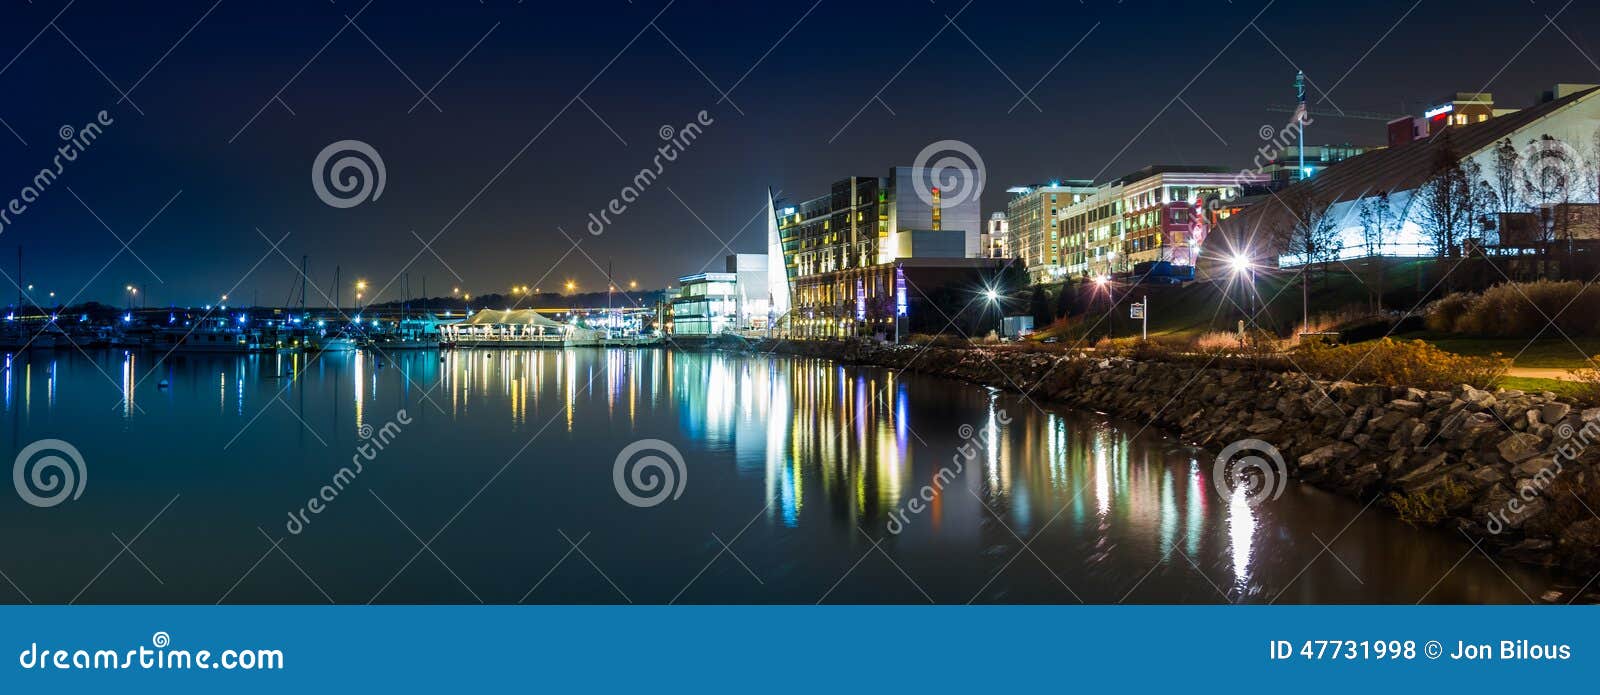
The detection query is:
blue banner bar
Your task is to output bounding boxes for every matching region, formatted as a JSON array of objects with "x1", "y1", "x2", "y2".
[{"x1": 2, "y1": 606, "x2": 1595, "y2": 692}]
